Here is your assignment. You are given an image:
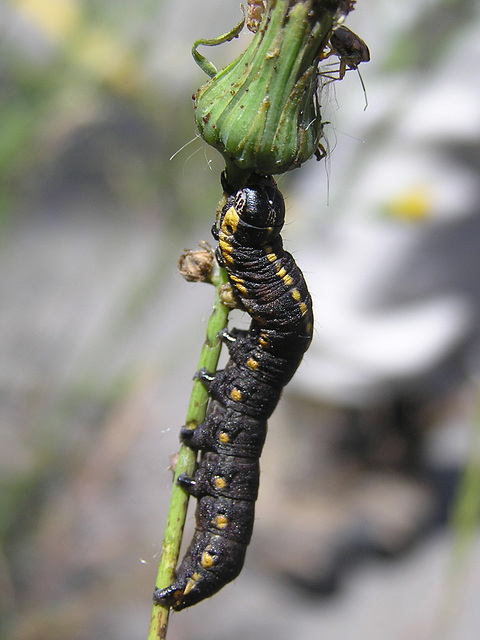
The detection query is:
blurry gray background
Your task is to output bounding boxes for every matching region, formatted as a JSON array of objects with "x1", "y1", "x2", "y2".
[{"x1": 1, "y1": 1, "x2": 480, "y2": 639}]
